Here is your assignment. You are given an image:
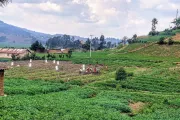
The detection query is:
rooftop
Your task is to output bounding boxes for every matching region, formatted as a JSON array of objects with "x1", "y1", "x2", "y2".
[{"x1": 0, "y1": 48, "x2": 31, "y2": 54}]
